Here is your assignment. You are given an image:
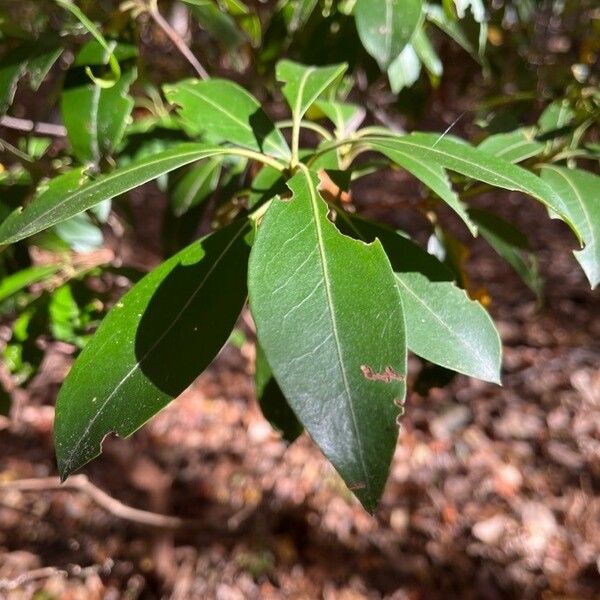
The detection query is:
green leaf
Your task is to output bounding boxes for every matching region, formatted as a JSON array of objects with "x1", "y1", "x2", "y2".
[
  {"x1": 541, "y1": 166, "x2": 600, "y2": 289},
  {"x1": 248, "y1": 169, "x2": 406, "y2": 512},
  {"x1": 412, "y1": 28, "x2": 443, "y2": 78},
  {"x1": 537, "y1": 99, "x2": 574, "y2": 134},
  {"x1": 170, "y1": 158, "x2": 222, "y2": 217},
  {"x1": 255, "y1": 343, "x2": 303, "y2": 443},
  {"x1": 55, "y1": 219, "x2": 252, "y2": 479},
  {"x1": 61, "y1": 66, "x2": 136, "y2": 164},
  {"x1": 354, "y1": 0, "x2": 423, "y2": 70},
  {"x1": 339, "y1": 214, "x2": 501, "y2": 383},
  {"x1": 220, "y1": 0, "x2": 262, "y2": 47},
  {"x1": 279, "y1": 0, "x2": 319, "y2": 33},
  {"x1": 469, "y1": 208, "x2": 543, "y2": 298},
  {"x1": 74, "y1": 40, "x2": 138, "y2": 66},
  {"x1": 478, "y1": 129, "x2": 544, "y2": 164},
  {"x1": 315, "y1": 100, "x2": 366, "y2": 137},
  {"x1": 276, "y1": 60, "x2": 347, "y2": 124},
  {"x1": 277, "y1": 60, "x2": 347, "y2": 165},
  {"x1": 369, "y1": 136, "x2": 477, "y2": 235},
  {"x1": 453, "y1": 0, "x2": 485, "y2": 22},
  {"x1": 425, "y1": 4, "x2": 481, "y2": 65},
  {"x1": 49, "y1": 284, "x2": 82, "y2": 345},
  {"x1": 0, "y1": 144, "x2": 242, "y2": 245},
  {"x1": 54, "y1": 213, "x2": 104, "y2": 252},
  {"x1": 164, "y1": 79, "x2": 291, "y2": 161},
  {"x1": 0, "y1": 53, "x2": 29, "y2": 112},
  {"x1": 56, "y1": 0, "x2": 121, "y2": 87},
  {"x1": 387, "y1": 43, "x2": 421, "y2": 93},
  {"x1": 446, "y1": 0, "x2": 487, "y2": 57},
  {"x1": 0, "y1": 264, "x2": 61, "y2": 303},
  {"x1": 0, "y1": 37, "x2": 63, "y2": 113},
  {"x1": 365, "y1": 133, "x2": 581, "y2": 241},
  {"x1": 28, "y1": 39, "x2": 63, "y2": 89},
  {"x1": 185, "y1": 0, "x2": 246, "y2": 49}
]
